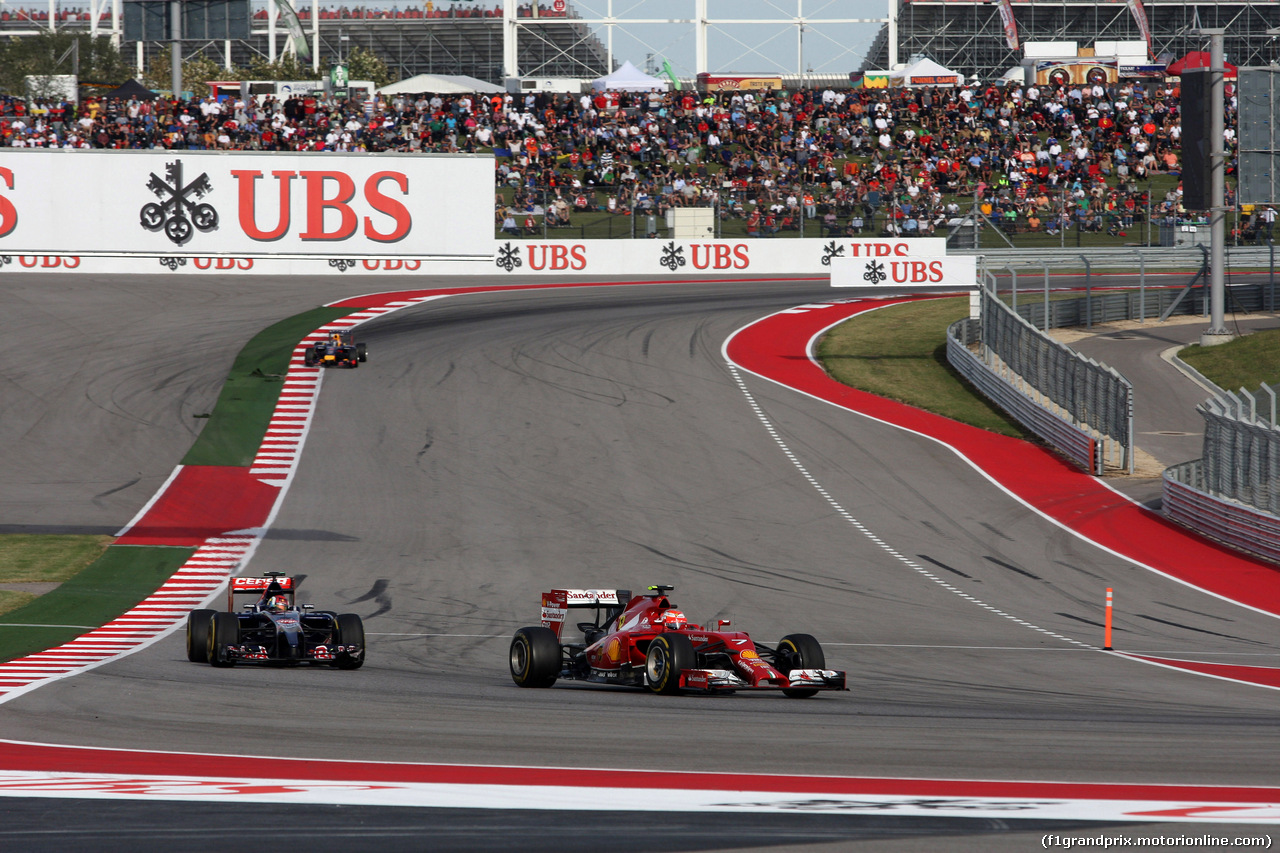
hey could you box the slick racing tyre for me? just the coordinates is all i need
[304,348,317,367]
[334,613,365,670]
[208,612,239,668]
[509,626,560,688]
[777,633,825,698]
[356,342,368,362]
[186,609,216,663]
[645,632,694,695]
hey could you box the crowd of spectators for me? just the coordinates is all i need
[0,76,1259,240]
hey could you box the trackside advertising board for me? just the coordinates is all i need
[0,150,492,259]
[0,236,963,277]
[830,253,977,290]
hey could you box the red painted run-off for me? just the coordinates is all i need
[1124,654,1280,689]
[325,277,820,309]
[114,466,280,547]
[725,297,1280,617]
[0,738,1278,804]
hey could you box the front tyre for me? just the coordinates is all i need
[186,609,215,663]
[207,612,239,668]
[334,613,365,670]
[645,632,694,695]
[777,633,825,698]
[509,626,560,687]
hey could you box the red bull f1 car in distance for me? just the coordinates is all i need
[509,586,846,697]
[303,330,367,368]
[186,573,365,669]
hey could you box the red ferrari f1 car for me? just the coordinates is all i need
[509,585,846,697]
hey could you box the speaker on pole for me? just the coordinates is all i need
[1180,69,1212,211]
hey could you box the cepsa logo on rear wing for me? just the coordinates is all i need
[228,575,295,611]
[540,589,631,638]
[231,576,296,592]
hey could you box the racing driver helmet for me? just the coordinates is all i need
[264,595,289,613]
[659,609,687,631]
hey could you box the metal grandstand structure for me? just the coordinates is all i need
[5,0,1279,87]
[860,0,1280,83]
[0,1,614,83]
[1,0,886,86]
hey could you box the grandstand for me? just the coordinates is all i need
[859,0,1280,82]
[0,4,611,85]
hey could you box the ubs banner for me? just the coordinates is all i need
[829,252,976,290]
[0,150,492,259]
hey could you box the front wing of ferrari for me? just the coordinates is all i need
[679,668,847,691]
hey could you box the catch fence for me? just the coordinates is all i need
[947,285,1133,475]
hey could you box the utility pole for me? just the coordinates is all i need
[169,0,182,97]
[1201,29,1234,346]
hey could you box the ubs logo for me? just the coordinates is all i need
[141,160,220,245]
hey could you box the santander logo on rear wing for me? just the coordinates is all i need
[540,588,631,638]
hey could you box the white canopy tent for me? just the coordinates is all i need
[889,58,961,88]
[378,74,505,95]
[591,61,668,93]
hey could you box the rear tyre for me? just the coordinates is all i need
[356,342,368,362]
[207,612,239,668]
[645,632,695,695]
[777,633,824,698]
[509,626,560,687]
[186,609,215,663]
[334,613,365,670]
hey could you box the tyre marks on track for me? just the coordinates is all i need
[723,297,1280,693]
[0,295,446,702]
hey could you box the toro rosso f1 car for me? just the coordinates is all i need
[186,573,365,669]
[303,330,367,368]
[509,586,846,697]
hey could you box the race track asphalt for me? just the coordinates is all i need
[1,273,1277,851]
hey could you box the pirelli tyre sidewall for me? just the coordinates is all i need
[645,632,695,695]
[186,609,216,663]
[208,611,239,668]
[778,633,825,698]
[510,626,560,687]
[334,613,365,670]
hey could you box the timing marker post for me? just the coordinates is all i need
[1104,588,1114,651]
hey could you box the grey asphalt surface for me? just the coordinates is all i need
[1,273,1277,851]
[1060,311,1280,467]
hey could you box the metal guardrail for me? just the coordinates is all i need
[947,319,1098,473]
[1197,385,1280,517]
[974,286,1133,474]
[1164,460,1280,564]
[958,245,1278,270]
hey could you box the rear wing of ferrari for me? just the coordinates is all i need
[227,574,295,611]
[540,588,631,639]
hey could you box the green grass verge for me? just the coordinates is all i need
[1179,327,1280,393]
[0,533,114,618]
[0,590,35,615]
[0,534,113,584]
[182,306,350,467]
[0,545,195,662]
[815,297,1032,439]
